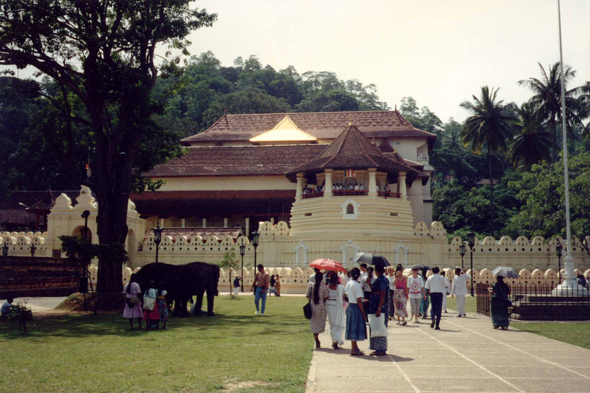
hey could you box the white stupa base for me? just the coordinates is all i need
[551,279,589,296]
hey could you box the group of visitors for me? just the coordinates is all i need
[122,274,168,330]
[305,264,478,356]
[332,183,364,192]
[303,185,323,194]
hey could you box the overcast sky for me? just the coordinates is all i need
[190,0,590,123]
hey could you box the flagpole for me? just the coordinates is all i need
[554,0,587,295]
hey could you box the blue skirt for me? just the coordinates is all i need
[345,304,367,341]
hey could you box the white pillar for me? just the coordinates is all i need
[324,169,333,198]
[399,171,407,200]
[296,172,304,202]
[368,168,377,197]
[245,217,250,236]
[270,217,275,224]
[181,218,186,228]
[159,218,165,227]
[202,218,207,228]
[223,217,229,228]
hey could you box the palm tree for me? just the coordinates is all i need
[508,103,552,170]
[518,62,584,161]
[461,86,517,234]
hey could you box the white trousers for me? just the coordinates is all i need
[234,287,240,296]
[456,295,466,316]
[442,293,448,311]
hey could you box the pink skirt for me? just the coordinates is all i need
[123,303,143,319]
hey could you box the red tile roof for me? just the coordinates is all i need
[181,110,436,145]
[144,145,327,177]
[286,123,420,181]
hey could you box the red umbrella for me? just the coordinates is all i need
[309,259,347,273]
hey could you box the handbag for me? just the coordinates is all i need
[143,289,156,311]
[303,300,313,319]
[129,297,140,305]
[368,314,388,337]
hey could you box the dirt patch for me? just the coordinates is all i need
[56,292,124,312]
[223,381,271,391]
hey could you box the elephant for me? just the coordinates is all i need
[135,262,220,317]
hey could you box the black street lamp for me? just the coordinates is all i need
[80,210,91,294]
[239,240,246,292]
[459,243,466,271]
[153,222,163,263]
[556,240,563,283]
[467,232,476,297]
[30,243,36,257]
[3,243,9,257]
[251,230,259,292]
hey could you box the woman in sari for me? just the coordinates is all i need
[393,270,409,325]
[368,265,389,356]
[491,275,511,330]
[326,271,345,349]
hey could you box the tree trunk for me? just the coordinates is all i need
[85,89,145,293]
[488,152,494,235]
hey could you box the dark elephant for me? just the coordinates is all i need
[135,262,220,317]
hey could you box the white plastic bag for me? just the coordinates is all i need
[368,314,388,337]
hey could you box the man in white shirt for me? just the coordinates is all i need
[407,267,425,323]
[441,271,450,313]
[451,268,470,317]
[425,266,448,330]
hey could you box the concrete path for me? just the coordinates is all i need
[306,310,590,393]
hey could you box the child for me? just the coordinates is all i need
[156,285,168,330]
[1,297,13,318]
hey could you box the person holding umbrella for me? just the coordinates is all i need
[368,264,389,356]
[490,267,516,330]
[307,271,329,348]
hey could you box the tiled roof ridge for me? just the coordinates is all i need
[356,128,379,167]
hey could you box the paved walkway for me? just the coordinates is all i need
[307,309,590,393]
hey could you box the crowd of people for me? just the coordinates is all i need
[304,264,477,356]
[301,182,370,195]
[122,274,169,330]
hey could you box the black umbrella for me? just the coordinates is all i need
[350,252,390,267]
[491,266,519,279]
[408,264,431,271]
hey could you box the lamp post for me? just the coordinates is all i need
[251,230,259,292]
[556,241,563,284]
[459,243,466,271]
[468,232,475,297]
[153,222,163,263]
[2,243,8,257]
[80,210,91,294]
[239,240,246,292]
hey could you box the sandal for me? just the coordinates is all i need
[493,326,499,329]
[350,350,365,356]
[370,351,387,356]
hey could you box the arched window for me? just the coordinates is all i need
[346,204,354,215]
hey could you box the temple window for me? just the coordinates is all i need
[346,204,354,215]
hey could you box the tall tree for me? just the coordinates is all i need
[508,103,552,170]
[0,1,216,293]
[518,62,584,161]
[460,86,517,234]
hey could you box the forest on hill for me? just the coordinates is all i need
[1,52,590,248]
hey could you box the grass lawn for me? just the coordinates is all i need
[446,296,590,350]
[0,295,312,393]
[444,295,477,315]
[510,322,590,351]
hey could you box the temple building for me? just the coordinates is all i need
[132,110,436,238]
